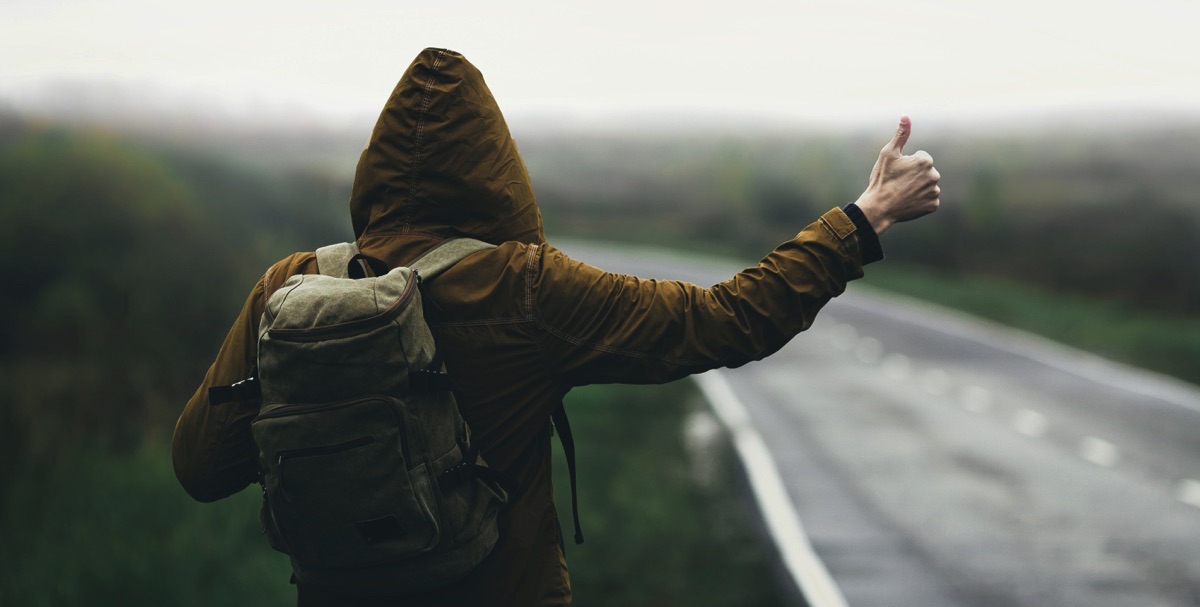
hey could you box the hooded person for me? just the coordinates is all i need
[174,47,933,606]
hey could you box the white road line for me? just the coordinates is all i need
[1177,479,1200,510]
[921,369,952,396]
[830,323,858,352]
[694,370,849,607]
[1013,409,1048,437]
[881,353,912,380]
[855,337,883,364]
[961,385,992,414]
[1079,436,1120,467]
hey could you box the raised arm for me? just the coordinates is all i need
[531,117,939,387]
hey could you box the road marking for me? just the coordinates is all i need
[829,323,858,351]
[1013,409,1048,437]
[961,385,992,414]
[683,410,723,488]
[1177,480,1200,510]
[881,353,911,380]
[921,368,952,396]
[694,370,850,607]
[1079,436,1119,467]
[855,337,883,364]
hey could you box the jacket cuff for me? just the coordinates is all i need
[841,203,885,265]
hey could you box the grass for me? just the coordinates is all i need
[862,262,1200,386]
[552,382,787,607]
[1,382,787,606]
[0,441,294,607]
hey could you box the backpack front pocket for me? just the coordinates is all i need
[252,396,441,569]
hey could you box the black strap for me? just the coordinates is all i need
[409,369,453,392]
[346,253,390,279]
[208,376,261,405]
[438,443,514,496]
[551,404,584,545]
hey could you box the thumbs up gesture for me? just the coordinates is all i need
[854,116,941,235]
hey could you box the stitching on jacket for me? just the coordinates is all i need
[533,319,704,366]
[406,49,447,232]
[818,217,855,259]
[429,316,530,328]
[523,243,539,319]
[820,213,854,240]
[260,269,278,324]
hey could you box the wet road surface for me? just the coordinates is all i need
[559,240,1200,607]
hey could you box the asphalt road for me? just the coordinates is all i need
[556,239,1200,607]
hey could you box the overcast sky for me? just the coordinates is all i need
[4,0,1200,128]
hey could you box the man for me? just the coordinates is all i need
[173,47,939,606]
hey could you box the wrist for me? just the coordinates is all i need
[842,203,885,264]
[852,196,893,235]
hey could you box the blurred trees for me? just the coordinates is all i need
[0,116,350,482]
[3,113,1198,482]
[525,127,1200,316]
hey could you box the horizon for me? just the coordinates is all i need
[5,1,1200,135]
[7,77,1200,141]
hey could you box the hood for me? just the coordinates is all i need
[350,48,544,251]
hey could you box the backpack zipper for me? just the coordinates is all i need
[277,434,376,461]
[255,396,413,474]
[276,435,376,502]
[267,272,418,342]
[255,396,380,420]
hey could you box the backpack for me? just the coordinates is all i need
[213,238,509,596]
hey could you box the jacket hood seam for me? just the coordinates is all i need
[403,48,449,234]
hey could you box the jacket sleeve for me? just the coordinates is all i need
[530,207,870,386]
[172,276,267,502]
[168,275,261,503]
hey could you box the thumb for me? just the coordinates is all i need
[882,115,911,157]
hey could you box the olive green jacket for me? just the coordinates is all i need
[173,48,874,606]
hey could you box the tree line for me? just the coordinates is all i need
[3,113,1197,485]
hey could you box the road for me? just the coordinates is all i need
[557,239,1200,607]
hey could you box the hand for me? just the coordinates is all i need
[853,116,940,235]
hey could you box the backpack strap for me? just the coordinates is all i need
[316,242,360,278]
[552,404,585,545]
[409,238,495,281]
[317,242,389,279]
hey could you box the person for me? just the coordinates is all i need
[172,47,939,606]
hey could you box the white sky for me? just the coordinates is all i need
[3,0,1200,127]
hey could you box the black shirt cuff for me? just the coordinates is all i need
[842,203,885,265]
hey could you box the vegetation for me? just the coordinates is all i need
[0,117,351,479]
[1,443,293,607]
[2,382,780,607]
[2,108,1196,604]
[860,263,1200,385]
[523,127,1200,383]
[0,117,787,605]
[525,127,1200,317]
[552,383,786,607]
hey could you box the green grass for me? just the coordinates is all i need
[1,382,787,606]
[862,263,1200,386]
[0,441,294,607]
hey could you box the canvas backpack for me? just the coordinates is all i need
[212,238,510,596]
